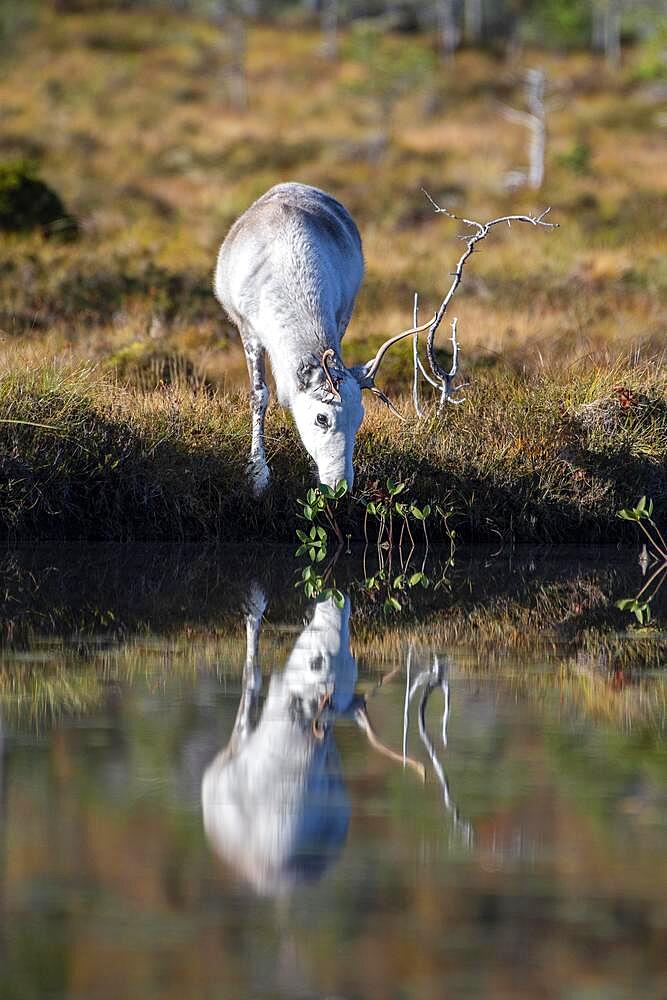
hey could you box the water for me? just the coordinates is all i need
[0,545,665,999]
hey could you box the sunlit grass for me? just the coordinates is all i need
[0,13,665,383]
[0,356,663,541]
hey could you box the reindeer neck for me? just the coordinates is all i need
[262,312,341,405]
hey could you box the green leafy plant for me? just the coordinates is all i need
[616,596,653,626]
[0,159,77,236]
[294,481,349,604]
[363,478,431,552]
[295,563,345,607]
[616,497,666,627]
[617,496,667,562]
[297,480,348,549]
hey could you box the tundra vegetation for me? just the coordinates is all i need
[0,4,664,542]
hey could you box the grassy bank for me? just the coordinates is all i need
[0,359,664,541]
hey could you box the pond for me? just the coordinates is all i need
[0,545,665,999]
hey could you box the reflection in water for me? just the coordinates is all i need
[0,547,666,999]
[404,648,473,846]
[202,587,358,894]
[202,585,456,894]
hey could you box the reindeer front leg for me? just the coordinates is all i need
[223,582,267,760]
[241,334,270,496]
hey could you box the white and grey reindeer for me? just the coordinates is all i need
[215,183,372,494]
[201,585,420,895]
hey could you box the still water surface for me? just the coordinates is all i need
[0,546,665,999]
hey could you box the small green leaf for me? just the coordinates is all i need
[303,505,314,521]
[384,596,402,613]
[408,572,423,586]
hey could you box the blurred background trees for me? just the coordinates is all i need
[3,0,659,59]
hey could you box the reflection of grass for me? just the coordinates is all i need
[0,662,104,721]
[0,545,664,728]
[0,360,664,541]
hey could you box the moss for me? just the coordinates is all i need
[0,160,77,236]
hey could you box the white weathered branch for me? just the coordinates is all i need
[407,189,557,414]
[358,189,557,418]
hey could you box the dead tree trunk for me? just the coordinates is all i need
[604,0,622,70]
[321,0,338,60]
[212,1,248,110]
[464,0,483,45]
[501,67,546,191]
[525,68,546,189]
[435,0,459,63]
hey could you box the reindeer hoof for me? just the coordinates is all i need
[247,459,270,497]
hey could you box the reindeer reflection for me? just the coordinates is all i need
[202,586,468,894]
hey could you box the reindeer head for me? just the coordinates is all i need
[292,349,364,490]
[292,331,427,490]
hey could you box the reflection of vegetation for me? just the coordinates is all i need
[616,497,667,625]
[294,478,446,613]
[0,544,664,727]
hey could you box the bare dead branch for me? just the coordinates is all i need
[357,189,557,418]
[407,190,557,413]
[355,700,425,780]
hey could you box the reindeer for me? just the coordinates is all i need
[215,182,556,494]
[215,183,423,494]
[201,584,423,895]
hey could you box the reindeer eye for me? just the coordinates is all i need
[316,413,329,428]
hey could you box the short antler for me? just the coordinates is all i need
[321,348,342,401]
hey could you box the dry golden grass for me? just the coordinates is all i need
[0,357,664,540]
[0,10,665,385]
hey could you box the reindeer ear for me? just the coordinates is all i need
[296,355,321,392]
